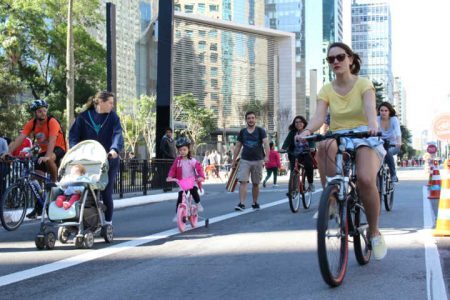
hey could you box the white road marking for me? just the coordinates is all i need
[422,186,448,300]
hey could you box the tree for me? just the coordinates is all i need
[173,93,216,154]
[372,80,384,108]
[117,95,156,157]
[0,0,106,123]
[399,124,416,159]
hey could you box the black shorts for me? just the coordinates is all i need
[35,146,66,172]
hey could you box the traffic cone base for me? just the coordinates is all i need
[433,159,450,236]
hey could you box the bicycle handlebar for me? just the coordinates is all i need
[304,131,382,142]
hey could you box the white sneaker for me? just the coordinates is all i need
[371,234,387,260]
[273,184,279,187]
[197,203,204,212]
[172,214,177,222]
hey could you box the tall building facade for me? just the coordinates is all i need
[173,1,295,145]
[265,0,323,118]
[322,0,344,83]
[351,0,393,101]
[88,0,158,101]
[393,76,407,125]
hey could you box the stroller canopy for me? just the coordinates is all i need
[58,140,109,190]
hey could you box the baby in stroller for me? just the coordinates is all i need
[55,164,90,210]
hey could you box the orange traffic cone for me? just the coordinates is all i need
[433,159,450,236]
[428,165,441,199]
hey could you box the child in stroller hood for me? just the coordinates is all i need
[55,164,91,210]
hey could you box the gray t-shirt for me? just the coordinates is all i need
[238,127,266,161]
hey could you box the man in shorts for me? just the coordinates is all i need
[231,111,270,211]
[2,99,66,218]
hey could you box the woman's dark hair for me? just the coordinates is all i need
[377,101,397,117]
[328,42,361,75]
[269,141,274,149]
[84,91,115,111]
[288,115,308,131]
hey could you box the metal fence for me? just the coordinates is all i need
[0,159,175,199]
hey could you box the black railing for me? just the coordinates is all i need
[1,159,175,199]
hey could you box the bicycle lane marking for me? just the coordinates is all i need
[0,193,323,288]
[422,186,448,300]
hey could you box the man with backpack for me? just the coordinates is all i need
[2,99,67,218]
[231,111,270,211]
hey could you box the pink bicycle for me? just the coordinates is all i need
[174,177,209,232]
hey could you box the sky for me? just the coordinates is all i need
[388,0,450,142]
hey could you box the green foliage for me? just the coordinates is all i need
[117,95,156,157]
[372,80,384,108]
[173,93,216,154]
[0,0,105,124]
[399,124,416,159]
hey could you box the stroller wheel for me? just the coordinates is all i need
[101,224,114,243]
[75,236,84,249]
[44,231,56,250]
[58,227,70,244]
[35,235,45,250]
[83,231,94,249]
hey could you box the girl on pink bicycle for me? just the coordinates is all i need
[166,137,205,221]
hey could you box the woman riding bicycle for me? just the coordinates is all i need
[377,101,401,182]
[282,115,315,192]
[299,42,387,260]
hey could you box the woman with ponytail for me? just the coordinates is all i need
[69,91,124,225]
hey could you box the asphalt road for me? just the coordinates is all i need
[0,169,448,299]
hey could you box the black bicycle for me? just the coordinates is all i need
[0,147,52,231]
[378,140,395,211]
[305,131,381,287]
[281,150,314,213]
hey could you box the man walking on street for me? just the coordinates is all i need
[231,112,270,211]
[160,127,176,159]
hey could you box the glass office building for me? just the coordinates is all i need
[172,1,294,141]
[351,0,393,101]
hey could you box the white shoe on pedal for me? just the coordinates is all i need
[197,203,204,212]
[371,234,387,260]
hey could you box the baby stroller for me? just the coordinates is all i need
[35,140,111,249]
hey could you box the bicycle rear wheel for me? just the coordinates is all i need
[177,205,187,232]
[384,169,395,211]
[288,172,301,213]
[317,184,349,287]
[0,183,29,231]
[352,201,371,265]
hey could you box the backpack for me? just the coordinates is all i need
[31,115,66,148]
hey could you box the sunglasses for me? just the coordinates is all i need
[326,53,348,64]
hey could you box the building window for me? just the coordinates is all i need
[198,40,206,51]
[211,79,218,88]
[210,67,218,77]
[198,3,205,13]
[209,30,218,38]
[184,5,194,13]
[209,4,219,12]
[210,43,217,51]
[210,53,218,63]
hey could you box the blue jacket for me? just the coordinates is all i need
[69,108,124,153]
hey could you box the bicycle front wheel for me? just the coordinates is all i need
[301,171,311,209]
[177,205,187,232]
[288,172,301,213]
[384,169,395,211]
[0,183,29,231]
[317,184,349,287]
